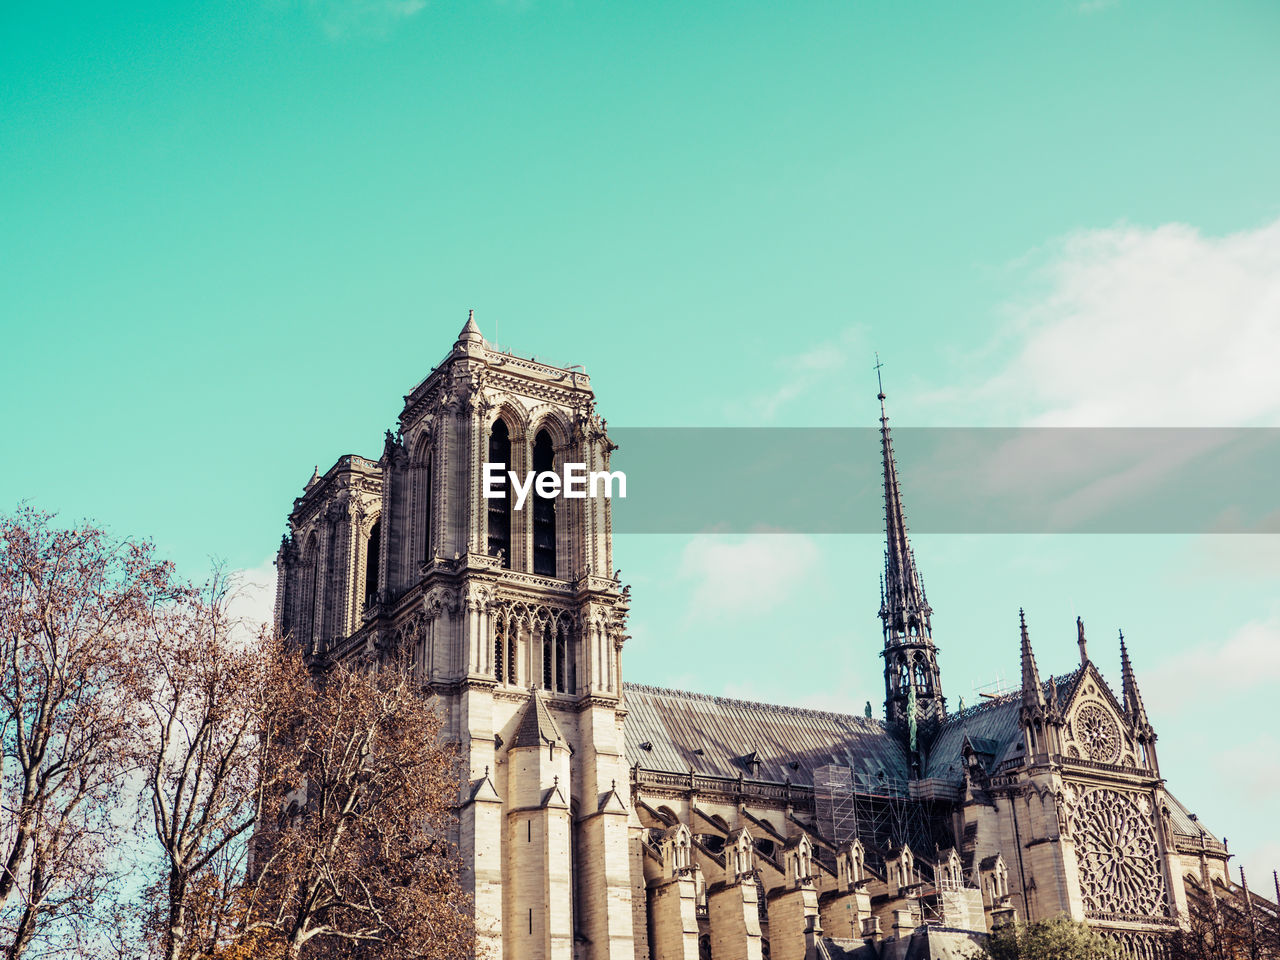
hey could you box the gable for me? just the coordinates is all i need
[1061,663,1140,767]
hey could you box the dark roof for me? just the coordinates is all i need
[509,690,566,750]
[623,683,911,786]
[1166,791,1221,842]
[924,671,1081,781]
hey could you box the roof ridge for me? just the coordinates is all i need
[945,667,1084,725]
[623,682,886,728]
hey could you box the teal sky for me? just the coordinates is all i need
[3,0,1279,890]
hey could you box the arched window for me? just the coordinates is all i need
[364,519,381,608]
[507,622,517,684]
[532,429,556,576]
[487,421,511,567]
[542,621,553,690]
[299,532,319,648]
[420,455,432,564]
[896,656,910,692]
[913,656,930,692]
[494,615,505,683]
[555,620,570,693]
[321,521,338,645]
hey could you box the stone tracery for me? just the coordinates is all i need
[1074,702,1122,763]
[1066,786,1169,918]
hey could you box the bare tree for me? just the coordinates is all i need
[135,572,306,960]
[0,508,173,959]
[242,656,475,960]
[1166,880,1280,960]
[2,508,474,960]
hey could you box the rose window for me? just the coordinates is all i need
[1067,788,1169,917]
[1074,703,1121,763]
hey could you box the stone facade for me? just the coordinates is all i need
[276,316,1247,960]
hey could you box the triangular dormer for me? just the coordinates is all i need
[836,839,866,892]
[783,834,816,889]
[725,829,756,881]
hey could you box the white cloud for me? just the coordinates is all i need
[1234,839,1280,898]
[1178,532,1280,580]
[1201,736,1280,889]
[677,534,820,620]
[969,217,1280,427]
[225,558,278,637]
[1145,615,1280,714]
[746,327,866,422]
[913,218,1280,529]
[304,0,427,39]
[922,427,1230,532]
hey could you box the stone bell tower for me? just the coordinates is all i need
[276,312,635,960]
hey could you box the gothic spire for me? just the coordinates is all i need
[877,378,931,641]
[1020,609,1046,711]
[1119,630,1150,728]
[875,364,944,728]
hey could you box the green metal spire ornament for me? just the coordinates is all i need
[907,678,918,752]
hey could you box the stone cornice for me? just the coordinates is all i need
[574,694,623,713]
[398,347,595,428]
[290,455,384,525]
[631,766,817,812]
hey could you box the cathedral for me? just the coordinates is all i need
[273,315,1251,960]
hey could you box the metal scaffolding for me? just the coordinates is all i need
[814,764,859,848]
[814,763,952,870]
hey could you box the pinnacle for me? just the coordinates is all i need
[1019,610,1046,707]
[1120,629,1150,726]
[458,308,484,344]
